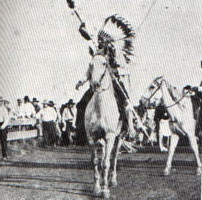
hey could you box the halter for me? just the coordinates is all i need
[142,79,189,109]
[142,79,162,106]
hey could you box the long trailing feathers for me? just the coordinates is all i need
[98,14,136,64]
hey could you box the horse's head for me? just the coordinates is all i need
[140,76,165,108]
[89,54,109,92]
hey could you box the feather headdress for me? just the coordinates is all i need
[97,14,136,64]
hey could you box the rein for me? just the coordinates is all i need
[142,80,190,109]
[165,92,189,109]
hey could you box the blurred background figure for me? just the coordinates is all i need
[12,98,25,119]
[36,100,58,148]
[0,96,10,161]
[32,97,41,113]
[154,99,170,152]
[49,100,62,145]
[4,100,11,115]
[23,96,36,118]
[61,99,77,146]
[195,82,202,149]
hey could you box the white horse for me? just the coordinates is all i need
[141,76,202,176]
[85,54,122,198]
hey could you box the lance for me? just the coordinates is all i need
[66,0,83,23]
[66,0,97,48]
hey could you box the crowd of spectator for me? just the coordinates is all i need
[0,95,78,154]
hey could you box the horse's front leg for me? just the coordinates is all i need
[111,136,122,187]
[159,132,168,152]
[164,133,179,176]
[100,139,106,171]
[102,133,116,198]
[188,133,202,175]
[91,146,101,196]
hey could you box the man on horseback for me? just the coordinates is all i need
[75,15,145,142]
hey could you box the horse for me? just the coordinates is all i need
[84,54,122,198]
[141,76,202,176]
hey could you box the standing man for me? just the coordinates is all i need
[48,100,62,144]
[32,97,41,113]
[154,100,170,152]
[12,98,25,119]
[23,96,36,118]
[62,99,77,145]
[0,96,10,160]
[196,82,202,138]
[36,100,57,148]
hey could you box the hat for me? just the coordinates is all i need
[33,97,39,103]
[67,99,75,105]
[191,87,198,92]
[183,85,192,90]
[24,96,30,102]
[17,98,22,102]
[42,99,49,105]
[48,100,55,107]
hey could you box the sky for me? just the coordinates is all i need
[0,0,202,107]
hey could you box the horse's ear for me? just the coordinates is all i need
[154,75,163,81]
[89,46,94,56]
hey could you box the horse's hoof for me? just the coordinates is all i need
[110,180,118,187]
[93,186,102,196]
[102,189,110,199]
[160,147,168,153]
[196,167,202,176]
[164,167,171,176]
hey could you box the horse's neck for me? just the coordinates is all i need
[92,70,117,118]
[161,83,175,107]
[94,70,114,99]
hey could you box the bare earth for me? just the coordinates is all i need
[0,142,200,200]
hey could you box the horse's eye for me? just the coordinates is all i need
[103,62,106,65]
[149,85,155,90]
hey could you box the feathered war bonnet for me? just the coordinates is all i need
[97,14,136,64]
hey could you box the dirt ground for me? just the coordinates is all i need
[0,141,201,200]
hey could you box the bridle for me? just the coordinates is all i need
[142,79,189,109]
[142,79,163,107]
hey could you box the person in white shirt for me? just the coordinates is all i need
[61,99,77,145]
[36,100,57,147]
[0,96,10,160]
[48,100,62,144]
[12,98,25,119]
[23,96,36,118]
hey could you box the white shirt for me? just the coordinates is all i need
[22,102,36,118]
[0,105,9,129]
[13,104,25,118]
[36,106,57,122]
